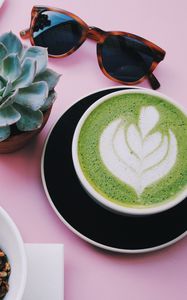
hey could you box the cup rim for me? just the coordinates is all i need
[0,207,27,300]
[72,88,187,215]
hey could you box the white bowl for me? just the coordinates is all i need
[0,0,4,8]
[0,207,27,300]
[72,88,187,216]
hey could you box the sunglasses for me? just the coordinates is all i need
[20,6,166,89]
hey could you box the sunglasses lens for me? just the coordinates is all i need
[100,35,154,82]
[33,11,84,56]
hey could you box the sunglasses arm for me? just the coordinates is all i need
[147,73,160,90]
[20,28,30,40]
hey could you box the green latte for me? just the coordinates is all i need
[78,92,187,208]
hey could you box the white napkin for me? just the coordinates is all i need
[22,244,64,300]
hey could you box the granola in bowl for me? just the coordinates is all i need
[0,249,11,299]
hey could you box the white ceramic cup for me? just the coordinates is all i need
[0,207,27,300]
[72,88,187,215]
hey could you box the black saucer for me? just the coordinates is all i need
[41,87,187,253]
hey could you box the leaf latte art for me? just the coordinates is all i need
[77,92,187,209]
[99,106,178,196]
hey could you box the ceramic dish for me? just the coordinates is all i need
[0,207,27,300]
[41,86,187,253]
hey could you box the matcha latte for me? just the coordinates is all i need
[72,90,187,215]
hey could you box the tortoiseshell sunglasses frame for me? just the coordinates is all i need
[20,6,166,89]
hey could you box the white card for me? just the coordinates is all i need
[22,244,64,300]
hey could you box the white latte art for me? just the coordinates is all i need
[99,106,178,196]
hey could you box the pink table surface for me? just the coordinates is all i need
[0,0,187,299]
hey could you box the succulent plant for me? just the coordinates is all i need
[0,32,60,142]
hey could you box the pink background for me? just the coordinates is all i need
[0,0,187,299]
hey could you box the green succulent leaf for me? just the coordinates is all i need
[41,90,57,111]
[0,87,5,97]
[0,106,21,127]
[15,81,48,111]
[2,54,21,82]
[0,125,10,142]
[2,81,12,98]
[0,75,7,89]
[14,103,43,131]
[0,32,23,57]
[0,90,17,110]
[22,46,48,75]
[13,58,37,89]
[0,43,7,60]
[0,32,60,137]
[34,69,61,91]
